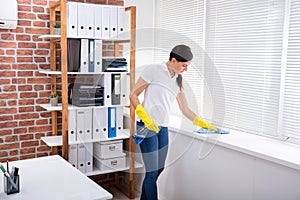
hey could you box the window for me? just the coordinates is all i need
[155,0,300,140]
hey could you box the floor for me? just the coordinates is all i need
[107,187,141,200]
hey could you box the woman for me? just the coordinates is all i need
[130,45,218,200]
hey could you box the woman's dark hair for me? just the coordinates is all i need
[169,45,193,91]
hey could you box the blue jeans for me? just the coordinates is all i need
[137,121,169,200]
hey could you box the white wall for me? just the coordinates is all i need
[124,0,156,68]
[158,131,300,200]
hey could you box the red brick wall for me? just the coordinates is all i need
[0,0,124,162]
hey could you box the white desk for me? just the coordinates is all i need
[0,155,113,200]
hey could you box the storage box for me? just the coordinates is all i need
[93,140,123,159]
[94,155,126,171]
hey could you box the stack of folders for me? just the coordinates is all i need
[68,83,104,107]
[102,57,128,72]
[68,107,124,173]
[67,39,103,73]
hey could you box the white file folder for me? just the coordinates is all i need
[69,144,78,168]
[80,39,89,73]
[117,7,125,38]
[109,6,118,39]
[116,107,123,135]
[84,108,93,141]
[67,2,78,37]
[93,107,108,140]
[120,74,128,106]
[94,5,102,38]
[76,109,85,142]
[77,3,87,38]
[86,4,94,38]
[102,6,110,39]
[103,73,111,106]
[94,40,102,72]
[68,109,77,143]
[85,143,93,173]
[77,144,86,173]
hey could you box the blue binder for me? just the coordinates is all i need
[88,39,94,72]
[108,107,116,138]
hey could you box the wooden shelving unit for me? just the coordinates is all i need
[44,1,137,198]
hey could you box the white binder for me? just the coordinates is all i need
[109,6,118,39]
[86,4,94,38]
[77,3,87,38]
[89,39,95,72]
[76,109,85,142]
[67,2,78,37]
[102,6,110,39]
[103,73,112,106]
[93,107,108,140]
[68,109,77,142]
[117,7,125,38]
[80,39,89,73]
[120,74,128,106]
[68,144,78,168]
[77,144,86,173]
[94,5,102,38]
[94,40,102,72]
[85,143,93,173]
[84,108,93,142]
[116,106,123,135]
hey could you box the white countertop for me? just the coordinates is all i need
[168,115,300,171]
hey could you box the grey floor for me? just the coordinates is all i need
[108,187,140,200]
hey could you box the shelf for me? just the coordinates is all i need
[39,104,130,111]
[41,129,131,147]
[38,34,130,42]
[85,158,143,176]
[38,34,61,39]
[39,69,129,75]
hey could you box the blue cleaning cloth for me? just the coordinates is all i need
[195,128,230,134]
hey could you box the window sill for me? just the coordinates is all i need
[168,116,300,171]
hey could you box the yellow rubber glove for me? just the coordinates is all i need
[193,116,218,132]
[136,104,159,133]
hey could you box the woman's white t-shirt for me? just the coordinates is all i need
[141,62,180,126]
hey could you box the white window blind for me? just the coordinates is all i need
[205,0,285,136]
[154,0,205,115]
[281,0,300,139]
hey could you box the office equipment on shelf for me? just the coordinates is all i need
[76,108,93,142]
[77,3,87,38]
[109,6,118,38]
[117,7,125,37]
[120,74,128,105]
[103,74,112,106]
[94,40,102,72]
[68,109,77,142]
[85,143,93,173]
[88,39,95,72]
[108,107,116,138]
[67,39,81,72]
[66,2,78,37]
[86,4,94,38]
[94,140,124,159]
[93,107,108,140]
[94,154,126,171]
[94,4,102,38]
[77,144,86,173]
[195,128,230,134]
[80,39,89,73]
[68,83,104,107]
[111,74,121,105]
[69,144,78,168]
[101,5,110,39]
[102,57,128,72]
[116,107,123,134]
